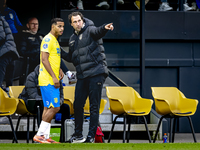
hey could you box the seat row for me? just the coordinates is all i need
[64,86,198,143]
[0,86,198,143]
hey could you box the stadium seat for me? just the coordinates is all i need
[151,87,198,143]
[63,86,107,116]
[106,86,153,143]
[83,98,107,116]
[0,88,18,143]
[9,86,43,143]
[63,86,75,116]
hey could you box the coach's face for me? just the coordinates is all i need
[71,15,83,32]
[27,18,39,34]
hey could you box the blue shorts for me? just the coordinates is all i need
[40,84,60,108]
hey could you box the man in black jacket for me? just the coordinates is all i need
[0,16,19,92]
[19,65,70,143]
[63,11,114,143]
[19,17,42,74]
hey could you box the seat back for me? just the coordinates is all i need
[63,86,75,115]
[106,86,138,115]
[9,86,29,115]
[0,88,8,110]
[83,98,107,116]
[63,86,107,116]
[0,88,18,116]
[9,86,25,98]
[83,98,90,115]
[151,87,181,113]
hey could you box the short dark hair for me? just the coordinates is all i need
[51,18,64,26]
[68,11,84,24]
[27,17,38,24]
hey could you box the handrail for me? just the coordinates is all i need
[108,70,128,87]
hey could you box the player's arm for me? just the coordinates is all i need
[41,51,60,88]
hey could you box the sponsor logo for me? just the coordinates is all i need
[43,44,48,49]
[57,48,60,54]
[45,38,50,42]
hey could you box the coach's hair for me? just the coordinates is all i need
[68,11,84,24]
[51,18,64,26]
[27,17,38,24]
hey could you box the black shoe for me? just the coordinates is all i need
[69,134,85,143]
[84,136,94,143]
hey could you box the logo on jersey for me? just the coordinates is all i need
[57,48,60,55]
[43,44,48,49]
[45,38,50,42]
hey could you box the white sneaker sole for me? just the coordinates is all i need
[71,138,86,143]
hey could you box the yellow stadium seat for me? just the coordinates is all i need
[106,86,153,143]
[9,86,28,114]
[9,86,43,143]
[0,88,18,143]
[83,98,107,116]
[63,86,107,116]
[63,86,75,115]
[151,87,198,143]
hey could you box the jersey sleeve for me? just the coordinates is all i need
[41,37,51,53]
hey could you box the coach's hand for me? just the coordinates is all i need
[105,23,114,31]
[59,69,64,80]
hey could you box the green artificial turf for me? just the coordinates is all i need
[0,143,200,150]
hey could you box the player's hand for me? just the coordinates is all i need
[53,77,60,88]
[59,69,64,80]
[105,23,114,31]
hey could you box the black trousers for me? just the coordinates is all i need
[59,103,70,142]
[0,53,15,89]
[74,74,106,138]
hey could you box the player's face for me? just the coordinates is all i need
[54,21,64,37]
[71,15,84,32]
[27,18,39,33]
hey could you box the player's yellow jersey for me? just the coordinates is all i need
[38,33,61,86]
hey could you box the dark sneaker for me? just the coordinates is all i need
[84,136,94,143]
[69,134,85,143]
[68,73,77,84]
